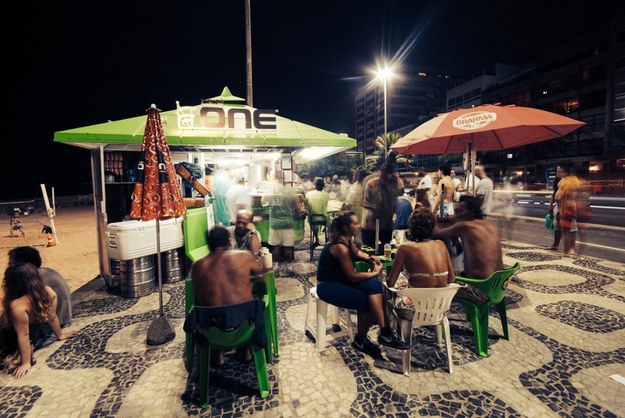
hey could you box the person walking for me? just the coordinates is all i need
[547,171,562,250]
[554,160,581,256]
[474,165,494,215]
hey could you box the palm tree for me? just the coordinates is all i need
[374,132,411,169]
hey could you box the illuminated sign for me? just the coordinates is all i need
[199,106,276,130]
[176,102,277,131]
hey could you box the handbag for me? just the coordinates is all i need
[544,213,554,230]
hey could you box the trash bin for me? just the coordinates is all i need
[120,256,155,298]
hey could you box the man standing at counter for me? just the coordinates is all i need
[305,178,330,247]
[226,176,251,225]
[263,180,305,263]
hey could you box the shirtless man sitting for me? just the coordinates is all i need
[191,225,264,364]
[433,195,504,303]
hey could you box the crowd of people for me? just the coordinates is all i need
[2,159,592,378]
[182,160,519,361]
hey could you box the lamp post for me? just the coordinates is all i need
[376,66,393,162]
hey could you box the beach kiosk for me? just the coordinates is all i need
[54,87,356,291]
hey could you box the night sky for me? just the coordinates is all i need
[3,0,624,199]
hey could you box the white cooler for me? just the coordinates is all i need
[106,217,184,260]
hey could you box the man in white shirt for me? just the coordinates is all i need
[474,165,494,215]
[416,167,432,208]
[226,176,251,225]
[450,169,462,201]
[462,170,481,195]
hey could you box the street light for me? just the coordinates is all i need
[376,65,394,161]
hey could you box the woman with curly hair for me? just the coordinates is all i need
[386,206,456,318]
[0,263,76,378]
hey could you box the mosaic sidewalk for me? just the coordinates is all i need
[1,240,624,417]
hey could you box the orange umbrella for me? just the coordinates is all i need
[130,105,186,220]
[130,104,186,345]
[391,104,585,155]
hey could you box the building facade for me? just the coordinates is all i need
[475,18,625,186]
[354,64,460,156]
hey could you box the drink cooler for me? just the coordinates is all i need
[106,216,184,260]
[106,217,185,298]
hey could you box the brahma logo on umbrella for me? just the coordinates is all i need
[453,111,497,131]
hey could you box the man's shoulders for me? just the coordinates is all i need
[39,267,65,282]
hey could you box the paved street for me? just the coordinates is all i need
[1,239,624,417]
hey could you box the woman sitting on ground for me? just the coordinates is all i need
[0,263,77,378]
[316,211,410,358]
[386,206,456,318]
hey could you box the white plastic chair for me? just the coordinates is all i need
[383,282,461,375]
[304,286,353,352]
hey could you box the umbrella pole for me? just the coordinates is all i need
[147,218,176,346]
[156,218,164,316]
[375,219,380,254]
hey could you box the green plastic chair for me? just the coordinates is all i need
[453,262,521,357]
[186,271,279,369]
[184,278,195,371]
[183,207,209,371]
[190,309,269,407]
[252,271,279,362]
[183,207,209,263]
[308,214,328,261]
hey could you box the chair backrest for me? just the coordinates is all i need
[473,262,521,305]
[309,214,327,226]
[184,299,267,349]
[196,320,257,350]
[394,283,461,327]
[183,207,209,263]
[354,261,371,273]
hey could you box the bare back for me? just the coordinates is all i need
[387,240,455,288]
[440,219,503,278]
[191,249,263,306]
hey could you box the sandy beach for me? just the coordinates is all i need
[1,205,100,298]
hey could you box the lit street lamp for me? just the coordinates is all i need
[376,66,393,161]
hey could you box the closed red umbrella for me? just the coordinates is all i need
[130,104,186,345]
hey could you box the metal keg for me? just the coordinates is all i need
[105,258,121,289]
[161,248,184,283]
[120,256,155,298]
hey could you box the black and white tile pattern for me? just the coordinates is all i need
[1,240,624,417]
